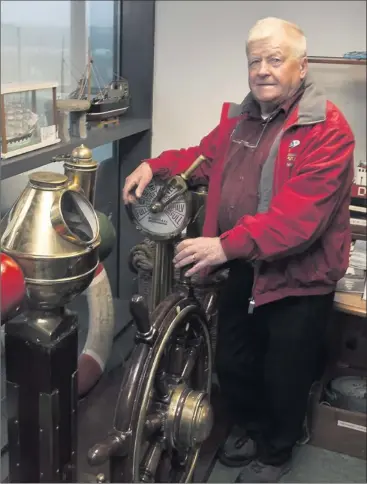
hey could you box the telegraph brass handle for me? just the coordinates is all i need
[181,155,208,181]
[150,155,209,214]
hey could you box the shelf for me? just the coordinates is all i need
[308,56,367,66]
[352,229,367,241]
[351,222,367,241]
[1,117,152,180]
[334,291,366,317]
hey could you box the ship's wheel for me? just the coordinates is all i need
[88,156,217,482]
[88,293,213,483]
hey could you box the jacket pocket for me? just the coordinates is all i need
[286,248,335,288]
[255,259,290,294]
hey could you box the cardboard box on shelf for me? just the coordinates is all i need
[310,365,366,460]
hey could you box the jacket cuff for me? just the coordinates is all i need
[142,158,156,170]
[143,159,172,180]
[220,226,257,261]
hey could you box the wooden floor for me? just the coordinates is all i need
[77,365,229,483]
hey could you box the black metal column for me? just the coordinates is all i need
[5,309,78,483]
[117,0,155,300]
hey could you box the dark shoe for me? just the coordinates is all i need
[235,459,292,483]
[218,425,257,468]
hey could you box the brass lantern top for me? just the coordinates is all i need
[71,144,93,161]
[0,169,100,309]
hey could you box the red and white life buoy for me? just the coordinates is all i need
[0,253,26,323]
[78,262,115,396]
[0,256,115,398]
[0,253,26,353]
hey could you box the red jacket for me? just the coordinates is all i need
[146,80,355,307]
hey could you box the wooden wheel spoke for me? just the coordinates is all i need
[155,450,174,483]
[164,317,197,378]
[180,336,202,381]
[140,438,165,483]
[156,448,191,483]
[166,336,187,378]
[154,370,170,401]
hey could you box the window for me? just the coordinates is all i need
[1,1,72,86]
[88,0,116,90]
[0,0,117,214]
[1,0,116,96]
[86,0,116,160]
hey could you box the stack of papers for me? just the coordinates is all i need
[349,240,367,271]
[336,240,366,294]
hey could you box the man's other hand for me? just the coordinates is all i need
[173,237,228,277]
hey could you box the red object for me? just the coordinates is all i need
[145,83,354,307]
[1,253,26,323]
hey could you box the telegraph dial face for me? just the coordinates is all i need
[128,177,191,241]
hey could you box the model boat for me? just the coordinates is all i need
[85,79,130,121]
[72,63,130,122]
[0,101,39,149]
[57,48,129,121]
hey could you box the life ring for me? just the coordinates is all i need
[78,262,115,397]
[0,256,115,398]
[0,252,25,357]
[0,252,26,324]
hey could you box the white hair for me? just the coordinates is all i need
[247,17,307,59]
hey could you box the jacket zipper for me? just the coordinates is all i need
[286,161,294,178]
[248,117,326,312]
[248,261,259,313]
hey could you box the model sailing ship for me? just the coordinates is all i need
[1,82,60,159]
[1,99,39,149]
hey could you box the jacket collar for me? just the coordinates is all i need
[237,73,327,126]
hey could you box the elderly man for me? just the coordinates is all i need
[123,17,354,483]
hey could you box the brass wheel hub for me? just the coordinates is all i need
[166,383,213,450]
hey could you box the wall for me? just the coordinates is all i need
[152,0,366,168]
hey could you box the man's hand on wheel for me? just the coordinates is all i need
[173,237,228,277]
[122,162,153,205]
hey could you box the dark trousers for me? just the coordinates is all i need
[215,261,334,465]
